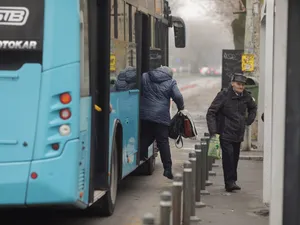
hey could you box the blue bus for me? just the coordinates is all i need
[0,0,185,216]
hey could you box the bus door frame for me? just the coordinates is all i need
[135,11,151,165]
[87,0,111,202]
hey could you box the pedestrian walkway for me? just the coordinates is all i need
[155,146,269,225]
[194,159,268,225]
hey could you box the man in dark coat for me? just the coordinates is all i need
[140,66,184,180]
[206,74,257,192]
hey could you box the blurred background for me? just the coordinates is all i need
[168,0,245,76]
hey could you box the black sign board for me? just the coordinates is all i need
[149,49,162,70]
[222,49,243,88]
[0,0,44,51]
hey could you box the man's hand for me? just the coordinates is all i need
[211,134,219,139]
[109,104,112,113]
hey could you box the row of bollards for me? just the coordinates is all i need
[142,132,220,225]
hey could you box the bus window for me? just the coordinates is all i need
[151,17,155,48]
[155,19,161,49]
[110,2,138,92]
[80,0,90,97]
[127,6,137,68]
[118,0,125,41]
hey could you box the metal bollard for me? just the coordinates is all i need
[189,152,201,222]
[160,191,172,225]
[182,161,192,225]
[195,144,206,208]
[143,213,155,225]
[212,157,219,168]
[200,139,210,195]
[172,173,183,225]
[208,158,216,176]
[203,136,213,186]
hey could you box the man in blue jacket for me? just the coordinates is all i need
[140,66,184,180]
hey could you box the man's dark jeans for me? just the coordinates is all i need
[140,120,172,170]
[219,139,241,185]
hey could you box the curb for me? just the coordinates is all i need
[179,83,197,92]
[239,155,263,161]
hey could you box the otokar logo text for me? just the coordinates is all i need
[0,40,37,50]
[0,7,29,26]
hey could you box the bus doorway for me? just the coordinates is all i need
[88,0,111,197]
[134,12,157,176]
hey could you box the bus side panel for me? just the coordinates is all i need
[32,0,80,161]
[0,162,30,205]
[110,91,139,178]
[32,64,81,160]
[26,139,80,204]
[0,65,42,163]
[43,0,80,71]
[79,97,92,204]
[26,63,81,205]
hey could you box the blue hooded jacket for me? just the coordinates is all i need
[140,67,184,126]
[111,67,137,92]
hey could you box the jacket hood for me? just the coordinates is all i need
[115,67,137,91]
[148,67,173,83]
[117,67,136,83]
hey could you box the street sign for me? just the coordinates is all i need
[222,49,243,88]
[242,53,254,72]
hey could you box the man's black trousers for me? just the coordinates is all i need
[219,138,241,185]
[140,120,172,170]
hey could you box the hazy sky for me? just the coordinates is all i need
[169,0,238,68]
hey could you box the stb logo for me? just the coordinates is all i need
[0,7,29,26]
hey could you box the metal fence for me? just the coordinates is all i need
[142,132,220,225]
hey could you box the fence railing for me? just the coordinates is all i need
[142,132,219,225]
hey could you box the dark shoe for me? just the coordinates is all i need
[163,169,174,180]
[140,154,149,161]
[233,182,241,190]
[225,182,236,192]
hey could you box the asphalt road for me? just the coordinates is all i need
[1,76,221,225]
[174,72,220,87]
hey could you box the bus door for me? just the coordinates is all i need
[135,11,151,165]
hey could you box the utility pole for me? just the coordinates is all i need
[242,0,261,151]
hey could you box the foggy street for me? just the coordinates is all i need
[1,74,267,225]
[0,0,273,222]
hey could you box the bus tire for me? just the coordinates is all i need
[137,155,156,176]
[145,155,156,175]
[99,136,119,216]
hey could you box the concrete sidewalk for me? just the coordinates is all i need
[196,159,268,225]
[168,143,269,225]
